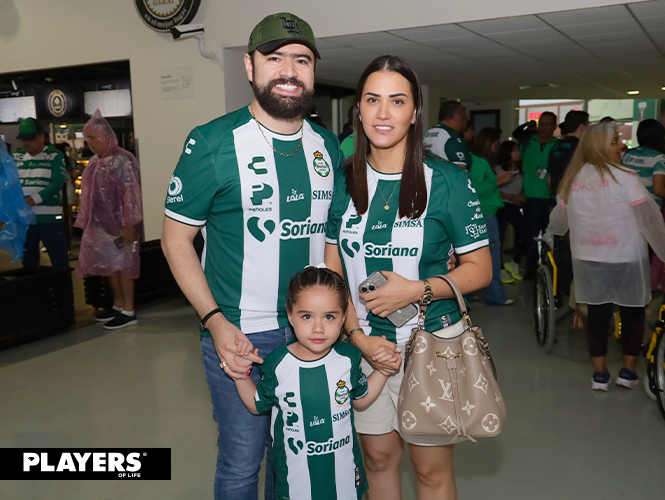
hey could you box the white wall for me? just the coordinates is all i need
[0,0,641,239]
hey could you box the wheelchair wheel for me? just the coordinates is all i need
[655,332,665,420]
[534,266,555,352]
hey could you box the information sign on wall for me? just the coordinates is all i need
[134,0,201,32]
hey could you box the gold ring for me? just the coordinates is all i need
[220,360,228,370]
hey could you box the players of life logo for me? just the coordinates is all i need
[312,151,330,179]
[334,380,350,406]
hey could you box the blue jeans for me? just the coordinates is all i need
[201,326,293,500]
[23,222,69,268]
[484,214,509,305]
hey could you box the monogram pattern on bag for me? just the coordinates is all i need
[473,373,489,394]
[402,411,417,430]
[438,416,457,434]
[482,413,500,433]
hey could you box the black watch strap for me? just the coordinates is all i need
[200,308,222,330]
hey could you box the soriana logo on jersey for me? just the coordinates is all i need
[134,0,200,32]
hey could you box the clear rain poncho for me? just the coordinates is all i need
[75,110,143,279]
[549,163,665,306]
[0,138,35,262]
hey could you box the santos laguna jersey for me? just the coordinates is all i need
[165,107,341,335]
[327,158,489,343]
[255,341,368,500]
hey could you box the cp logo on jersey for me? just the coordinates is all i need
[341,239,360,257]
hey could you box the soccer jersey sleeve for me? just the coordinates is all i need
[350,349,368,400]
[254,363,278,414]
[654,156,665,176]
[164,128,219,227]
[443,170,489,254]
[325,170,348,245]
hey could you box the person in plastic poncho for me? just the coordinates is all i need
[75,110,143,330]
[549,122,665,391]
[0,138,35,262]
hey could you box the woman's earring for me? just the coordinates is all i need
[359,115,362,122]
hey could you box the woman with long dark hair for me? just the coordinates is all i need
[470,128,514,305]
[325,55,492,500]
[495,140,527,281]
[551,122,665,390]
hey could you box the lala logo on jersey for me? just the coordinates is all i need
[334,380,350,406]
[312,151,330,179]
[247,217,275,242]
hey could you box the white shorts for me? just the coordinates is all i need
[353,342,406,437]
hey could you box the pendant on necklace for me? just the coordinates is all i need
[384,205,390,210]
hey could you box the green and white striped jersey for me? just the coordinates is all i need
[165,107,342,336]
[622,146,665,207]
[13,145,66,223]
[327,158,489,343]
[255,341,368,500]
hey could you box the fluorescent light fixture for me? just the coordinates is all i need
[662,87,665,91]
[59,124,67,129]
[627,90,640,95]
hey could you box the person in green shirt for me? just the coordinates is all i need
[423,100,472,168]
[13,118,68,268]
[470,128,514,305]
[521,111,558,278]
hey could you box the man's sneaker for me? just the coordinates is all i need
[103,313,138,330]
[500,269,515,284]
[504,261,523,280]
[615,368,639,389]
[591,371,610,391]
[95,308,118,322]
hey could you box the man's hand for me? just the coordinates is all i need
[360,271,422,318]
[208,316,263,380]
[120,226,137,247]
[25,197,35,207]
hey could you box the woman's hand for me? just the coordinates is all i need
[359,271,422,318]
[354,334,401,376]
[120,225,137,247]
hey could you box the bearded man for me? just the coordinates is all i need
[161,12,342,500]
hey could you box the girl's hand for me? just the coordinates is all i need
[359,271,422,318]
[235,338,253,357]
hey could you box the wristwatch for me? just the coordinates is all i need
[420,279,433,306]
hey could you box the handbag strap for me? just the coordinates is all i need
[417,274,471,328]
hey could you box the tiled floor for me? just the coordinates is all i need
[1,282,664,499]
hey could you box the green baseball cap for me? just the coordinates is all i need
[17,118,45,140]
[248,13,320,60]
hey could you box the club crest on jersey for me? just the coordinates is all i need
[334,380,350,406]
[312,151,330,179]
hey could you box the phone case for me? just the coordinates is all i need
[358,271,419,328]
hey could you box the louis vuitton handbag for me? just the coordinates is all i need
[398,275,506,444]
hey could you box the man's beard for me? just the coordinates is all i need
[252,77,314,120]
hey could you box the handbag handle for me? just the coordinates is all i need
[434,274,467,317]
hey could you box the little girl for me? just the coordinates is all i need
[235,266,394,500]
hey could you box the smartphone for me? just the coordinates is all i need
[358,271,419,328]
[114,237,125,249]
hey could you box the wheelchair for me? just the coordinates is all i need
[533,236,575,353]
